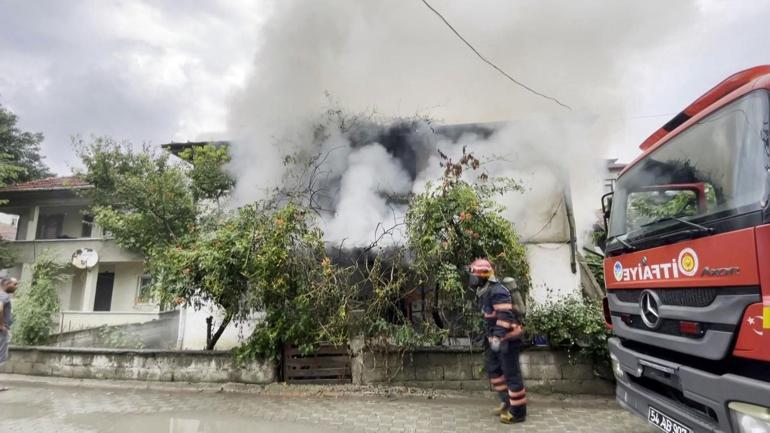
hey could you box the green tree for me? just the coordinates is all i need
[75,137,197,255]
[0,104,52,183]
[11,256,67,345]
[76,138,341,352]
[179,144,234,206]
[405,150,530,337]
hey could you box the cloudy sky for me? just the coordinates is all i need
[1,0,769,175]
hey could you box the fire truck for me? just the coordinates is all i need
[602,66,770,433]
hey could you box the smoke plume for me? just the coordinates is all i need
[227,0,701,245]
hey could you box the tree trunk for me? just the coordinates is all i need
[205,312,233,350]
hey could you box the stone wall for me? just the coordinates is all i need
[0,346,275,384]
[352,346,613,395]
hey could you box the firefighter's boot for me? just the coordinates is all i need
[499,410,526,424]
[492,401,508,416]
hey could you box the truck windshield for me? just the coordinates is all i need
[609,90,770,244]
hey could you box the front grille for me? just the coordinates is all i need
[613,286,758,307]
[619,314,735,337]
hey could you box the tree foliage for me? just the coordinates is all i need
[0,104,52,183]
[525,295,612,367]
[149,202,353,355]
[179,144,234,205]
[405,149,530,337]
[75,137,197,254]
[77,130,532,357]
[11,256,67,345]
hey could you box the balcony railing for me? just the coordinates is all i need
[8,238,142,264]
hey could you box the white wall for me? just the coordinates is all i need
[525,243,581,305]
[179,303,260,350]
[110,262,145,311]
[37,205,87,239]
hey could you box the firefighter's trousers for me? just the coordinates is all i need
[485,339,527,418]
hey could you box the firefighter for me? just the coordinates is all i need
[469,258,527,424]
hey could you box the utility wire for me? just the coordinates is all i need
[420,0,572,111]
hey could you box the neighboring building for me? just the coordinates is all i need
[162,140,229,158]
[604,158,627,194]
[0,175,252,350]
[0,176,156,333]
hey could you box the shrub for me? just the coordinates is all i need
[525,294,612,367]
[11,256,68,345]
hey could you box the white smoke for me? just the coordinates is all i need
[226,0,702,245]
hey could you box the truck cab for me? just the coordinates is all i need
[603,66,770,433]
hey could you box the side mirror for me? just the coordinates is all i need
[601,192,614,232]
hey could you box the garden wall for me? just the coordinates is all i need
[49,311,180,350]
[0,346,275,384]
[352,345,614,395]
[1,345,611,394]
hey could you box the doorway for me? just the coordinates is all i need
[93,272,115,311]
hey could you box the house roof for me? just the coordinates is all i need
[161,141,230,157]
[0,176,91,193]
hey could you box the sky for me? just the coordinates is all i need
[1,0,769,175]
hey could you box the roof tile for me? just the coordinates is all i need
[0,176,90,192]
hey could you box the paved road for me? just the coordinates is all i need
[0,381,656,433]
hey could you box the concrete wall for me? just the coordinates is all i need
[58,311,166,333]
[352,346,613,395]
[179,305,260,351]
[51,311,180,349]
[0,346,276,384]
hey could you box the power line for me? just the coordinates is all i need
[420,0,572,111]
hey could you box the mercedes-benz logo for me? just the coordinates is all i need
[639,290,662,329]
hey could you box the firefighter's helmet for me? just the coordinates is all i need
[468,258,494,278]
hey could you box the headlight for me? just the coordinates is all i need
[729,402,770,433]
[610,353,624,380]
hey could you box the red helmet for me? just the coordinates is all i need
[468,258,494,278]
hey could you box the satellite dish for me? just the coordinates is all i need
[71,248,99,269]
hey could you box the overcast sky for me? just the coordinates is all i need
[1,0,769,175]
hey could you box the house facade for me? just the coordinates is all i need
[0,176,159,333]
[0,176,251,350]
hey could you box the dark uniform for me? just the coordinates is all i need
[480,280,527,421]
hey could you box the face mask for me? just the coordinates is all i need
[469,275,487,289]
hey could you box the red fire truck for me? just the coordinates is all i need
[603,66,770,433]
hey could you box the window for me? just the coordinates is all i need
[609,90,769,240]
[38,214,64,239]
[136,275,154,304]
[81,214,94,238]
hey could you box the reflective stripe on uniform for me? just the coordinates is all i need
[490,375,507,385]
[502,325,523,340]
[496,320,512,329]
[508,388,526,399]
[493,303,513,311]
[509,397,527,407]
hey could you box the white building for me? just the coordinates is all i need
[0,176,247,349]
[0,176,157,331]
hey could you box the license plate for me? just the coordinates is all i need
[648,407,692,433]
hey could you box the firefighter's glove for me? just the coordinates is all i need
[490,337,501,352]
